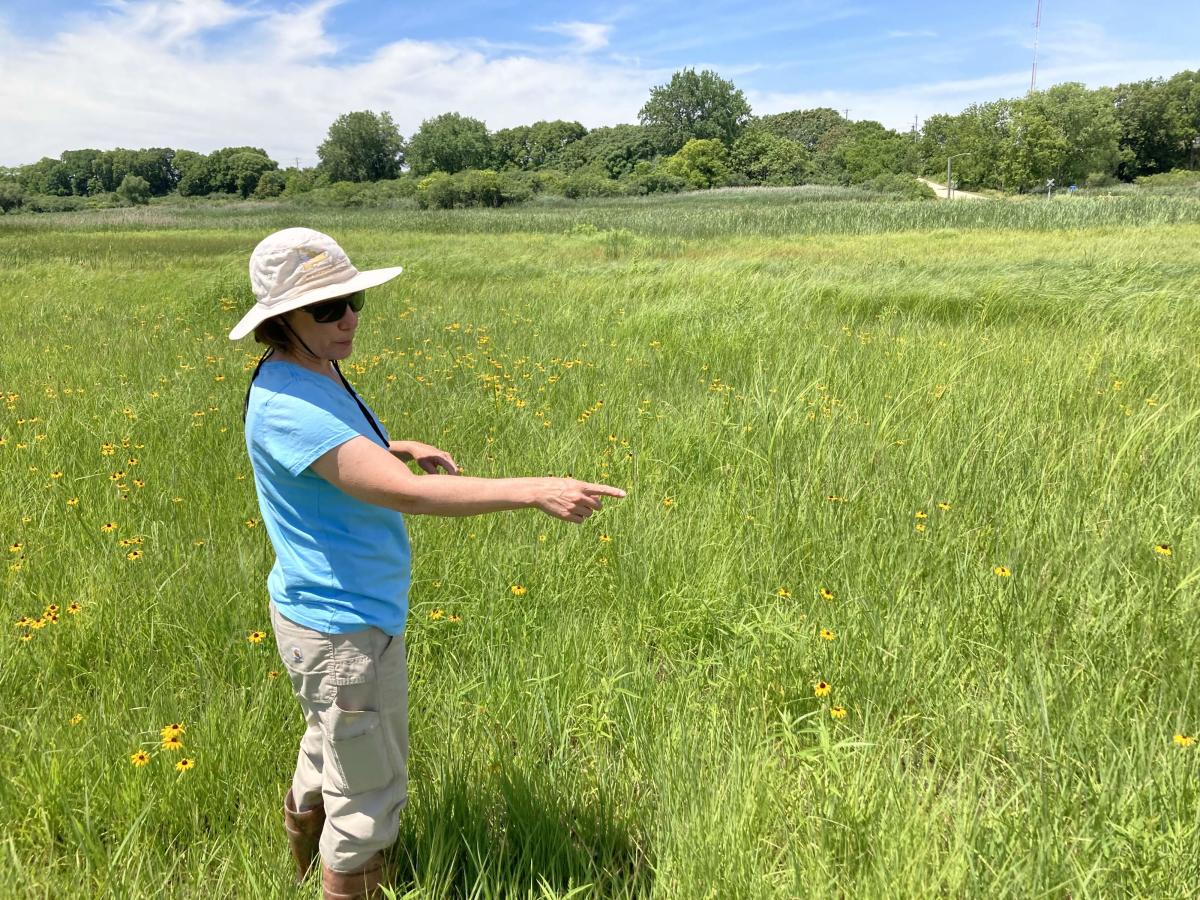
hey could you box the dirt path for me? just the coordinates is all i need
[918,178,988,200]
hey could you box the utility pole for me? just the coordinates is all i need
[842,108,850,119]
[1030,0,1042,93]
[947,152,972,199]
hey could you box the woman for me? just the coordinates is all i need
[230,228,625,899]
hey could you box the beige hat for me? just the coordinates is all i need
[228,227,403,340]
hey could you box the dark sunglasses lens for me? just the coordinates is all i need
[308,291,365,323]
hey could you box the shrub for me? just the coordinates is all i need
[0,182,24,213]
[621,162,687,195]
[662,138,731,189]
[116,174,151,205]
[1134,168,1200,189]
[860,173,936,200]
[23,194,88,213]
[254,170,288,199]
[1084,171,1118,189]
[415,172,459,209]
[562,171,623,199]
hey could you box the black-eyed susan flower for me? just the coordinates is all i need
[813,681,831,697]
[993,566,1011,577]
[830,706,847,720]
[247,631,266,644]
[160,723,184,740]
[244,518,260,528]
[777,587,791,599]
[130,750,151,767]
[267,670,280,680]
[66,498,79,507]
[109,471,125,482]
[7,543,21,553]
[914,523,926,533]
[510,585,527,596]
[448,614,462,624]
[819,628,837,642]
[175,757,195,772]
[1154,544,1173,557]
[126,550,142,561]
[101,522,118,533]
[29,618,46,630]
[599,534,612,543]
[67,602,81,614]
[50,470,63,479]
[1174,733,1196,747]
[44,604,59,615]
[429,608,445,620]
[936,502,952,511]
[662,497,674,507]
[69,714,83,726]
[15,616,31,628]
[161,735,183,752]
[819,588,834,601]
[914,510,928,519]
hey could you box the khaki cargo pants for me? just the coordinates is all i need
[270,602,409,873]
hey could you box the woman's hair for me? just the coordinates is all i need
[252,314,294,354]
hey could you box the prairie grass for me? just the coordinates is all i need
[1,195,1198,898]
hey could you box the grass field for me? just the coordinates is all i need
[2,192,1199,898]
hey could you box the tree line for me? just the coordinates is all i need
[1,67,1196,212]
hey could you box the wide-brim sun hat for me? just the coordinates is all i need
[228,227,403,340]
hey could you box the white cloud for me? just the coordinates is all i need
[538,21,613,53]
[0,2,654,166]
[0,2,1193,167]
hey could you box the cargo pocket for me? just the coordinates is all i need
[324,650,393,796]
[326,701,393,795]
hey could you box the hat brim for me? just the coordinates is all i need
[228,266,403,340]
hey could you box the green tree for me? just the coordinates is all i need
[757,107,849,153]
[175,150,214,196]
[662,138,731,188]
[406,113,492,176]
[0,181,24,213]
[730,129,812,184]
[317,110,405,183]
[1026,83,1122,184]
[553,125,659,177]
[1000,103,1069,191]
[493,120,587,169]
[638,68,752,153]
[831,120,916,183]
[253,169,288,198]
[116,173,151,205]
[1115,71,1200,177]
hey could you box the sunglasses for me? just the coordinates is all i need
[303,290,365,324]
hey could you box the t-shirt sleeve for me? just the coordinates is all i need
[255,383,365,477]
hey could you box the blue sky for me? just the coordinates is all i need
[0,0,1196,166]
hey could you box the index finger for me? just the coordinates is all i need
[584,484,626,499]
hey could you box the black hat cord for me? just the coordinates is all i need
[242,319,388,448]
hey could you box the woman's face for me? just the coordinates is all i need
[284,296,359,361]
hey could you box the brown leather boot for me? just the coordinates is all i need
[283,789,325,884]
[322,853,384,900]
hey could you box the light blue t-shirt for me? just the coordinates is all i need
[244,359,411,635]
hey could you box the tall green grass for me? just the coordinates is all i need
[1,199,1198,897]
